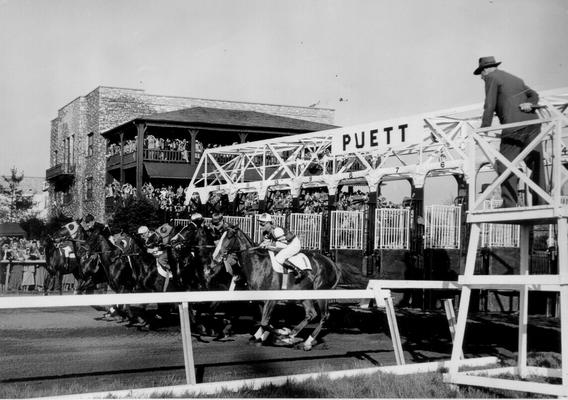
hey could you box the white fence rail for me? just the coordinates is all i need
[0,281,510,399]
[330,211,365,250]
[425,205,461,249]
[374,208,410,250]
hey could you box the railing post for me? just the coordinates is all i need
[178,302,196,385]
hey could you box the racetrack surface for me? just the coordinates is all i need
[0,300,560,396]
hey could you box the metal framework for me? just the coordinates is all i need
[185,88,568,203]
[445,97,568,396]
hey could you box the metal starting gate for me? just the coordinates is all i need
[425,205,461,249]
[480,200,520,248]
[374,208,411,250]
[289,213,322,250]
[330,210,365,250]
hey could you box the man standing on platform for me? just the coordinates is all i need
[475,56,545,208]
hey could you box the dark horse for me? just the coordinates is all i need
[43,222,100,294]
[211,226,346,351]
[170,224,241,337]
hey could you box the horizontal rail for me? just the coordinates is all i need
[0,289,375,309]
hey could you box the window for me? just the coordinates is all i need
[86,177,93,200]
[87,132,94,157]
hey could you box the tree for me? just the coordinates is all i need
[0,167,36,222]
[108,196,162,236]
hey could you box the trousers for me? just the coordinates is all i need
[496,124,545,207]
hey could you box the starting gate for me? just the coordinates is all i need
[480,200,519,248]
[374,208,411,250]
[425,205,461,249]
[330,210,365,250]
[289,213,322,250]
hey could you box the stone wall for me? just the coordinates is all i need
[48,86,336,222]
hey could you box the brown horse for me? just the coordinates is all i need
[211,226,347,350]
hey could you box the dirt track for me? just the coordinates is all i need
[0,300,561,396]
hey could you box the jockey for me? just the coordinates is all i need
[81,214,112,240]
[257,213,308,282]
[137,225,170,272]
[210,213,231,242]
[189,212,204,229]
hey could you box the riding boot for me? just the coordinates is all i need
[282,260,307,283]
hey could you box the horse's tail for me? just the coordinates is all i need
[336,262,369,289]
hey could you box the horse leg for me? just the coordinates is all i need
[280,299,318,347]
[299,299,330,351]
[252,300,276,343]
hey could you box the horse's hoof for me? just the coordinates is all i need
[275,327,292,337]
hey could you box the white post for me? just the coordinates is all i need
[443,298,463,359]
[378,289,405,365]
[178,302,196,385]
[449,223,481,375]
[557,218,568,395]
[518,224,531,378]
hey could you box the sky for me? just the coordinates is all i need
[1,0,567,186]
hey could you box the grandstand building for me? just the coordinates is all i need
[45,86,335,221]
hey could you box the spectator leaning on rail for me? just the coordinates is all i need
[474,56,545,208]
[257,213,308,282]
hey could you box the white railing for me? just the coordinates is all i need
[289,213,322,250]
[330,211,365,250]
[480,200,519,248]
[0,280,509,399]
[173,218,191,227]
[374,208,410,250]
[425,205,461,249]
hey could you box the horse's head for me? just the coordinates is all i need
[211,227,238,264]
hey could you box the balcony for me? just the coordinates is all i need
[45,163,75,190]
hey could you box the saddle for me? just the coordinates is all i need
[267,251,311,274]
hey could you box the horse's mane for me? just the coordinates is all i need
[230,226,256,247]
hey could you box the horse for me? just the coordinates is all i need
[43,223,101,294]
[170,223,241,337]
[89,230,181,327]
[210,226,347,351]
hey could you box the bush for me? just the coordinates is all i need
[108,196,163,236]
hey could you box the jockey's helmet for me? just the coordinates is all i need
[258,213,272,224]
[137,225,149,235]
[190,212,203,221]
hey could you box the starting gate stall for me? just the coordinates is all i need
[424,205,462,249]
[289,213,322,250]
[374,208,411,250]
[329,210,365,250]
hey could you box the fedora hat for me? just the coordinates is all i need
[474,56,501,75]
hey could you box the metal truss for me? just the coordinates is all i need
[186,88,568,203]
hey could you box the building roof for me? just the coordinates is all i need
[0,222,26,237]
[103,106,337,136]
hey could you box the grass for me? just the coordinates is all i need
[0,352,561,399]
